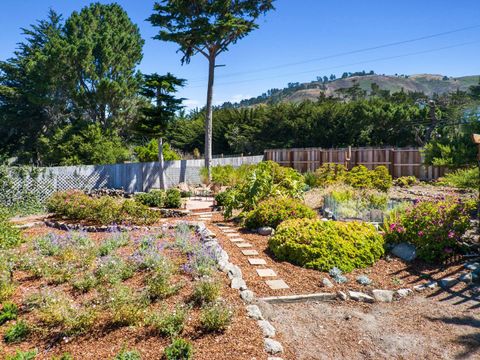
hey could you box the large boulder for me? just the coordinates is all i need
[391,243,417,262]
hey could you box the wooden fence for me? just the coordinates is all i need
[264,147,446,180]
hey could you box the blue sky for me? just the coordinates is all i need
[1,0,479,108]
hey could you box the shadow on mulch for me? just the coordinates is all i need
[426,315,480,359]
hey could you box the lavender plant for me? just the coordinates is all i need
[98,230,130,256]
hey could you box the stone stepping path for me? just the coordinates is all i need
[266,279,290,290]
[236,243,253,248]
[226,233,241,237]
[248,258,267,265]
[257,269,277,277]
[242,249,259,256]
[216,224,289,290]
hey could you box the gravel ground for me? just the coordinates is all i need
[259,295,480,360]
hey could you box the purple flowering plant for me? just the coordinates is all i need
[384,197,474,262]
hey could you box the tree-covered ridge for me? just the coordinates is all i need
[168,86,480,167]
[221,73,480,108]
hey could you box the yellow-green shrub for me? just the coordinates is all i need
[313,164,392,191]
[244,197,317,229]
[314,164,347,187]
[268,218,384,272]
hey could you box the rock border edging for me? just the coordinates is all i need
[195,222,285,359]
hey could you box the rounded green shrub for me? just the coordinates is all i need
[268,218,384,272]
[314,163,347,187]
[370,166,393,192]
[393,176,418,187]
[244,197,317,229]
[165,338,193,360]
[134,190,166,208]
[165,189,182,208]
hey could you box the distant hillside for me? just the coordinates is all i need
[225,74,480,107]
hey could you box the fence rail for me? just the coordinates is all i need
[264,147,446,180]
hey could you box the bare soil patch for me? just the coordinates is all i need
[260,296,480,360]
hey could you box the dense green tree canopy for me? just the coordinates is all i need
[65,3,144,129]
[0,4,144,165]
[134,73,186,137]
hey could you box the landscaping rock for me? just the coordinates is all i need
[246,305,263,320]
[459,272,473,284]
[231,277,247,290]
[264,339,284,355]
[267,358,284,360]
[258,227,274,236]
[322,278,334,288]
[258,320,276,337]
[465,262,479,271]
[439,277,459,288]
[372,289,394,303]
[391,243,417,262]
[218,259,229,272]
[227,264,242,280]
[337,291,348,301]
[348,291,375,303]
[395,288,413,299]
[240,290,254,303]
[413,281,438,292]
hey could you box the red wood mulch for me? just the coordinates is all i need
[1,224,269,360]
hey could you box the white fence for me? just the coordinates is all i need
[6,156,264,201]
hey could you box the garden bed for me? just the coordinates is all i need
[0,223,269,359]
[209,214,475,298]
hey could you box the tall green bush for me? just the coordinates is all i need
[200,164,253,186]
[134,139,181,162]
[222,161,306,218]
[314,164,347,187]
[268,218,384,272]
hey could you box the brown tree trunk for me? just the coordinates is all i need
[204,53,216,181]
[158,137,166,189]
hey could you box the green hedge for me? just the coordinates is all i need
[268,218,384,272]
[47,191,160,225]
[244,197,317,229]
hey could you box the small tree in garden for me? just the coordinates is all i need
[134,73,185,189]
[148,0,275,180]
